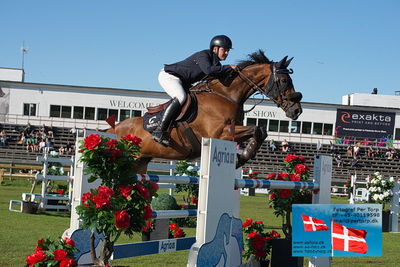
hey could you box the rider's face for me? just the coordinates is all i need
[213,46,230,61]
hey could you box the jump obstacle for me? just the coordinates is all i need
[63,130,332,267]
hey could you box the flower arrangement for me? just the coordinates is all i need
[367,172,395,210]
[267,154,314,239]
[242,218,281,262]
[75,133,158,266]
[25,237,78,267]
[243,169,260,179]
[141,220,155,233]
[169,223,186,238]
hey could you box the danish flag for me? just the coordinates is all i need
[300,214,328,231]
[332,222,368,254]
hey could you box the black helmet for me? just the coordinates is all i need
[210,35,233,50]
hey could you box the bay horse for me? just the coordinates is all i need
[107,50,303,172]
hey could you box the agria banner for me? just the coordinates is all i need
[335,109,395,138]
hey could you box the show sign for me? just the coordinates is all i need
[292,204,382,257]
[335,109,395,139]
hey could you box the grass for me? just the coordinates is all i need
[1,180,399,266]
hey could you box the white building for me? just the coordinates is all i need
[1,67,400,146]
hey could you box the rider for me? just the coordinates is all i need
[152,35,238,146]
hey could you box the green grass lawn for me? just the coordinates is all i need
[1,181,399,266]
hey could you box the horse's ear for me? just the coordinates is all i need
[276,56,288,69]
[284,57,294,68]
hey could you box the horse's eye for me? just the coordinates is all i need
[281,79,287,83]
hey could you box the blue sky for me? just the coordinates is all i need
[1,0,399,104]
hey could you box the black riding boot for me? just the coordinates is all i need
[152,98,181,146]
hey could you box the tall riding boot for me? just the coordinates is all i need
[152,98,181,146]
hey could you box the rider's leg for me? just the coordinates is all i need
[152,69,186,146]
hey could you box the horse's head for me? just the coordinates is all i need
[263,56,303,120]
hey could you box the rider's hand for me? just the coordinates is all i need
[230,65,239,71]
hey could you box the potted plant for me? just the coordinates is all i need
[150,193,180,240]
[75,133,159,266]
[266,154,315,267]
[366,172,395,232]
[25,237,78,266]
[242,218,281,267]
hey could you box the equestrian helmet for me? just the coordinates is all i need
[210,35,232,50]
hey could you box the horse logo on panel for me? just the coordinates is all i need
[196,213,243,267]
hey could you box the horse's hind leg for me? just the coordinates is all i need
[236,126,267,168]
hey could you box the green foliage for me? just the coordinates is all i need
[151,193,179,210]
[174,161,199,205]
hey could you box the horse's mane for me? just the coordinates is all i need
[237,49,272,69]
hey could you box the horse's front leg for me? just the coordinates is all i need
[220,125,268,168]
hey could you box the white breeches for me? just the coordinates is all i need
[158,69,187,104]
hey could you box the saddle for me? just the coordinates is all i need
[143,93,197,133]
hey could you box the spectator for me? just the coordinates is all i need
[346,145,353,157]
[281,139,289,152]
[70,126,77,137]
[17,132,26,145]
[44,138,54,154]
[58,145,65,155]
[269,139,277,151]
[38,138,46,153]
[47,125,54,138]
[367,145,375,158]
[353,144,360,158]
[23,123,33,135]
[329,141,336,155]
[334,155,344,168]
[0,130,8,147]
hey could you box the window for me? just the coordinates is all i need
[313,123,323,135]
[395,128,400,140]
[85,107,95,120]
[302,121,312,134]
[132,110,142,117]
[97,108,108,121]
[290,121,301,133]
[23,103,37,116]
[73,106,84,119]
[246,118,257,126]
[323,123,333,135]
[258,119,268,127]
[109,109,119,121]
[61,106,72,118]
[279,120,289,133]
[50,105,61,117]
[120,109,131,121]
[268,120,279,132]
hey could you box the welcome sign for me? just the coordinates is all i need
[335,109,395,139]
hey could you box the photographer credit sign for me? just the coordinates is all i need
[335,109,395,139]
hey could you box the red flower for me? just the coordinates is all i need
[135,183,150,199]
[60,258,76,267]
[191,197,198,204]
[242,218,253,228]
[271,230,281,238]
[254,250,267,258]
[277,173,289,181]
[83,134,102,150]
[57,189,65,195]
[82,192,93,208]
[278,189,292,199]
[92,193,112,209]
[251,234,266,250]
[118,184,134,198]
[294,164,309,175]
[98,185,114,197]
[124,134,142,146]
[173,227,185,238]
[53,248,68,261]
[109,148,122,162]
[114,210,131,229]
[289,173,301,182]
[63,237,75,247]
[169,223,178,230]
[255,221,263,225]
[284,154,298,163]
[105,139,117,148]
[265,173,276,180]
[26,250,46,265]
[36,238,45,251]
[143,204,153,220]
[269,192,276,200]
[247,232,258,239]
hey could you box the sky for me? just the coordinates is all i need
[1,0,399,105]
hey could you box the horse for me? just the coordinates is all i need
[107,50,303,172]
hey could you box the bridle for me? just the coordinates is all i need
[237,63,294,113]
